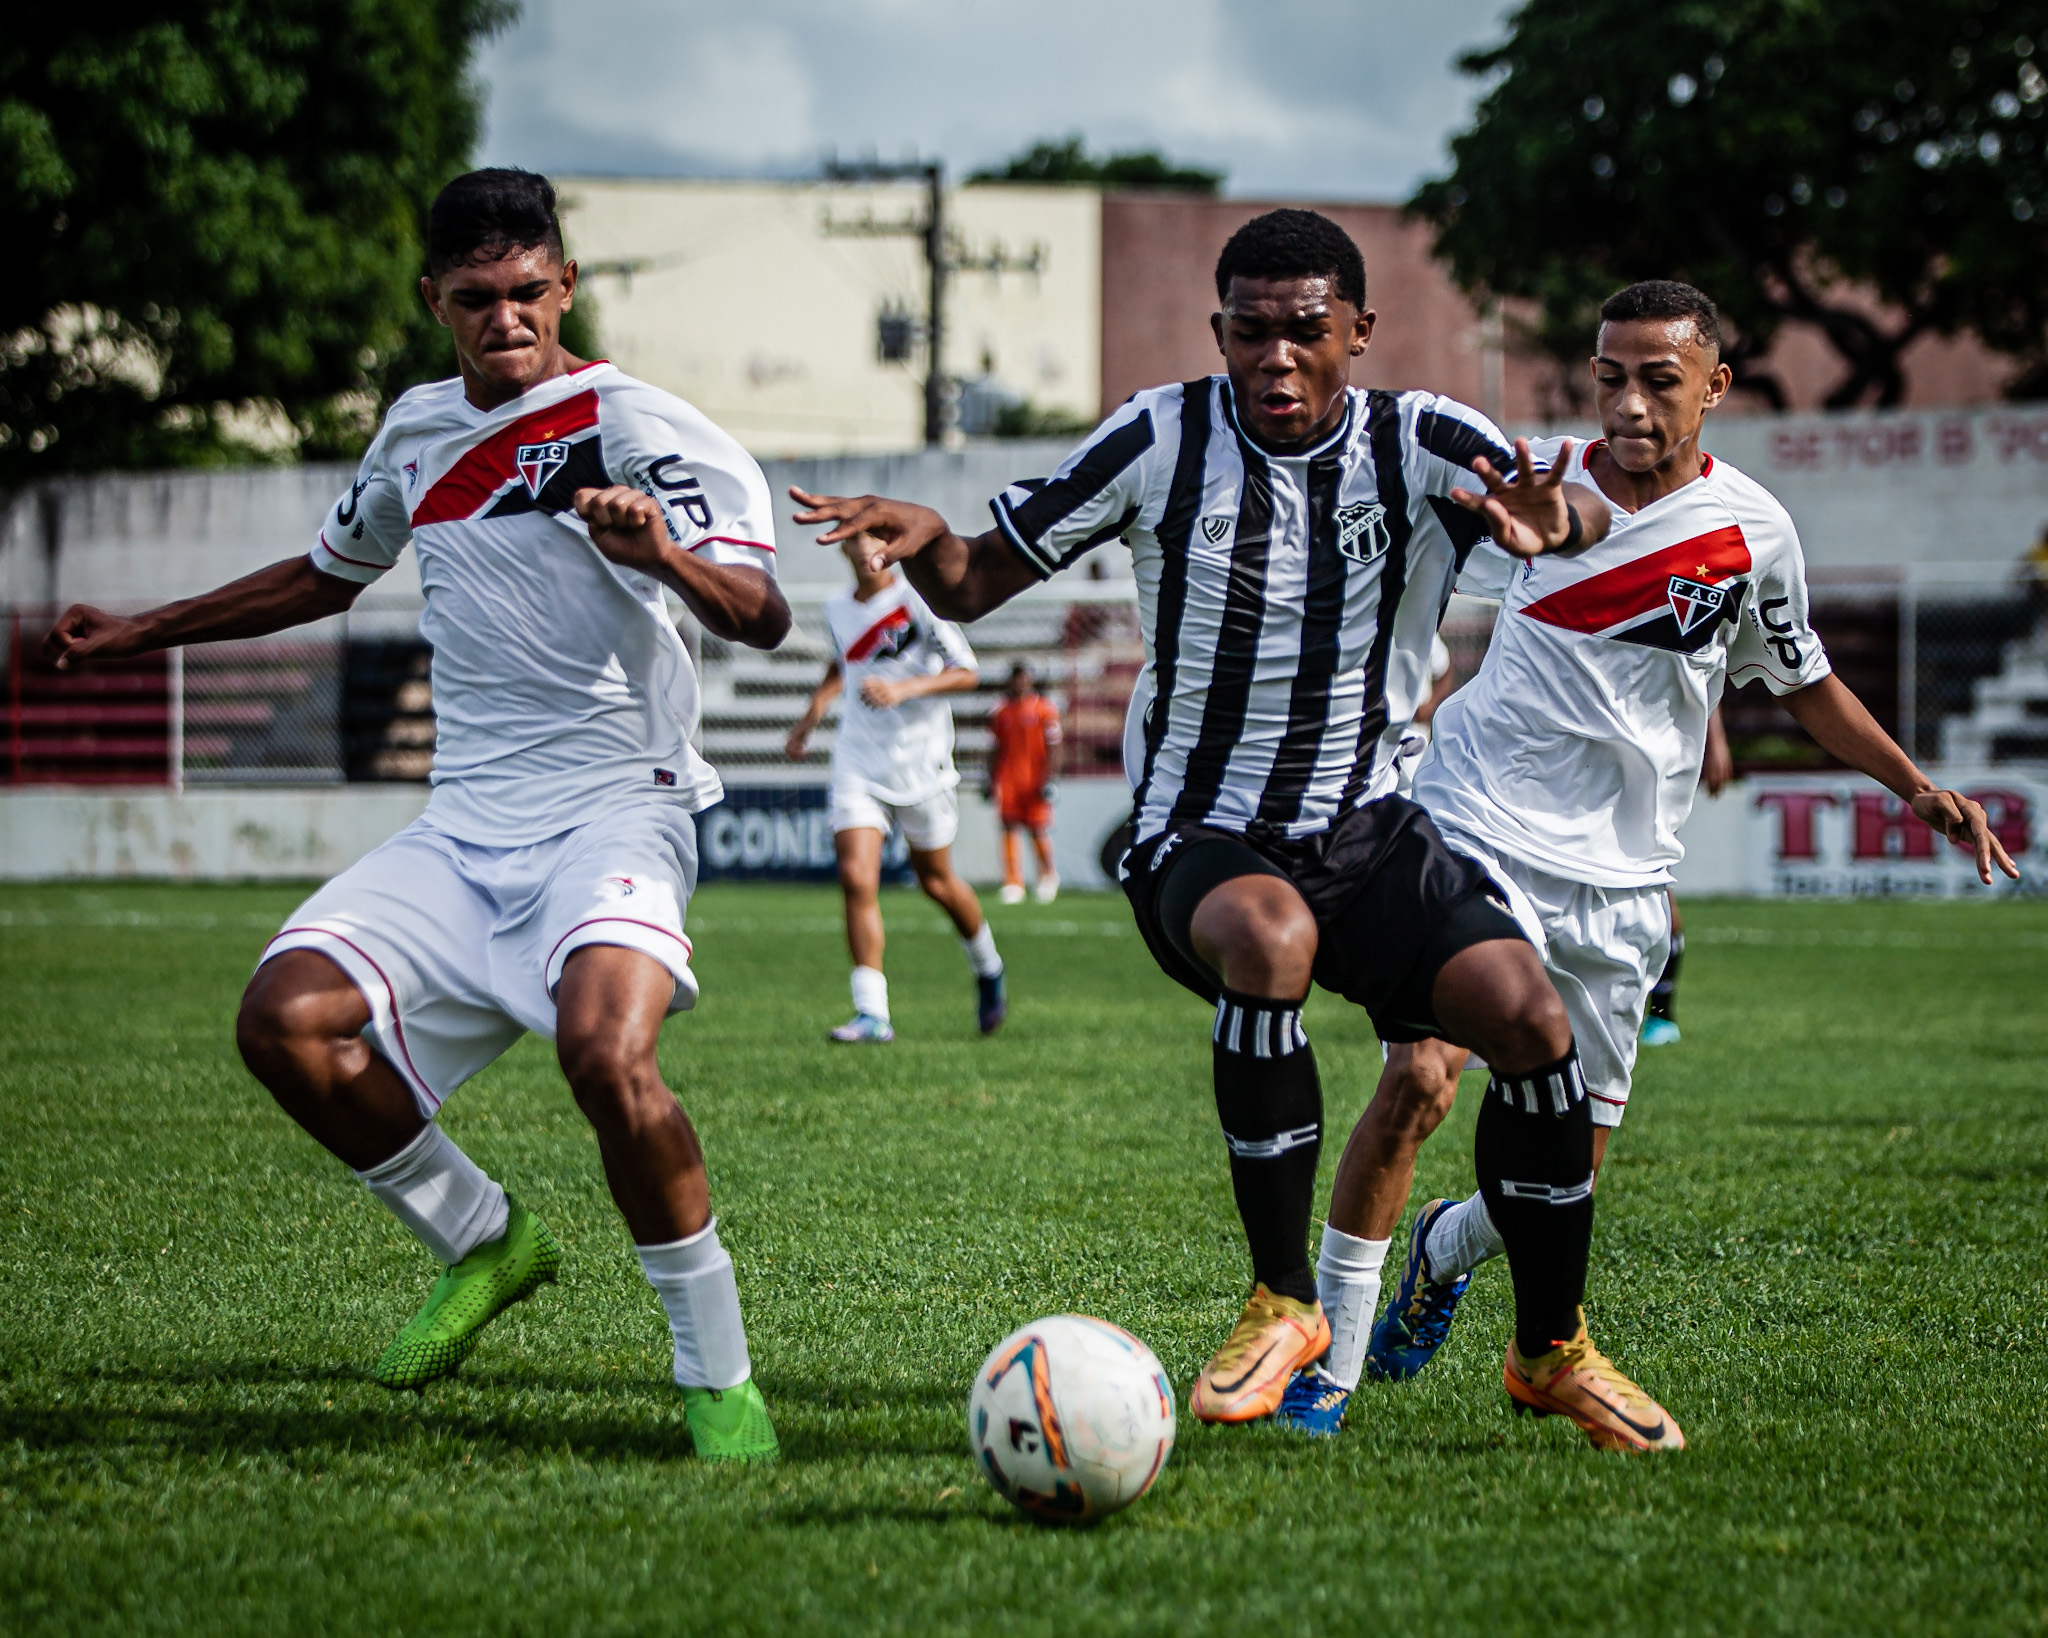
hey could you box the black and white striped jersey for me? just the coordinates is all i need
[990,376,1522,842]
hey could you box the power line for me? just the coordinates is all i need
[819,154,1043,447]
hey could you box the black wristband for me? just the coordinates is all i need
[1559,502,1584,551]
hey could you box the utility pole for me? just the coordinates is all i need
[821,155,1045,448]
[822,156,947,445]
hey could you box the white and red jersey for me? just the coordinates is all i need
[1417,438,1830,887]
[310,362,777,844]
[822,574,977,804]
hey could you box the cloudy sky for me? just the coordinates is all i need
[476,0,1515,201]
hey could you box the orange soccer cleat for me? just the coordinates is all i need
[1503,1310,1685,1452]
[1190,1284,1331,1423]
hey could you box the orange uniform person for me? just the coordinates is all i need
[989,663,1062,903]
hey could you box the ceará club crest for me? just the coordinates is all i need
[1335,501,1390,564]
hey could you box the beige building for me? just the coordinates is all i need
[556,178,1100,456]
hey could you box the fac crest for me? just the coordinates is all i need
[515,441,571,500]
[1666,575,1730,637]
[1335,501,1390,564]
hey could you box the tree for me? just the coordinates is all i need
[969,137,1224,194]
[1412,0,2048,407]
[0,1,513,485]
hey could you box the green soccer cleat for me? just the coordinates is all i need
[683,1378,781,1462]
[370,1198,561,1390]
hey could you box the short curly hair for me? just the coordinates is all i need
[1599,280,1721,355]
[1214,209,1366,308]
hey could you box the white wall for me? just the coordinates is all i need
[1520,403,2048,572]
[0,780,1132,889]
[0,787,429,881]
[557,178,1101,457]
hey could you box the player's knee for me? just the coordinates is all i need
[1192,882,1317,997]
[235,961,346,1066]
[1491,985,1573,1071]
[559,1035,664,1128]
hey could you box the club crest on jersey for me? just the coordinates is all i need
[515,441,571,500]
[1666,575,1730,636]
[1336,502,1390,564]
[1199,515,1233,544]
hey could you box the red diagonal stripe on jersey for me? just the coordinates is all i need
[1519,525,1751,635]
[845,605,912,662]
[411,389,600,526]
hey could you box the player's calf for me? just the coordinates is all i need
[1193,989,1330,1422]
[1473,1047,1597,1364]
[556,946,777,1459]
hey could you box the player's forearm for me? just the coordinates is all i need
[799,672,842,728]
[134,557,360,650]
[899,529,1037,622]
[658,551,791,649]
[1561,483,1612,548]
[896,668,980,701]
[1781,675,1932,800]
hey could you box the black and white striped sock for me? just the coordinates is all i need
[1472,1044,1596,1357]
[1212,992,1310,1060]
[1489,1053,1589,1118]
[1212,988,1321,1305]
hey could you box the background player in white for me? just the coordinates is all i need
[785,541,1006,1041]
[1307,281,2017,1427]
[40,170,796,1462]
[789,212,1706,1455]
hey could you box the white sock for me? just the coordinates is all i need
[1316,1224,1392,1391]
[637,1217,753,1390]
[1424,1191,1505,1282]
[850,964,890,1023]
[353,1123,509,1266]
[962,921,1003,978]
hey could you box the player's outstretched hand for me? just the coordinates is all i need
[1913,788,2021,884]
[1448,438,1580,560]
[791,487,949,574]
[573,485,669,573]
[41,605,146,671]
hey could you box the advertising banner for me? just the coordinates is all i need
[1739,770,2046,896]
[694,785,909,883]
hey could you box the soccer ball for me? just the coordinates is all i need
[966,1314,1176,1522]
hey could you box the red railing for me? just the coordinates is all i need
[4,609,177,786]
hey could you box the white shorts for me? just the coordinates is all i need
[261,801,699,1116]
[828,783,959,851]
[1440,825,1672,1129]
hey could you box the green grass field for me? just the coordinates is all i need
[2,881,2044,1636]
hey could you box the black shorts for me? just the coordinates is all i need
[1118,796,1526,1043]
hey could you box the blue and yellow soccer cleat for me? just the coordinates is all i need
[1364,1198,1472,1383]
[1270,1363,1350,1437]
[1639,1015,1681,1047]
[683,1378,781,1462]
[371,1198,560,1389]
